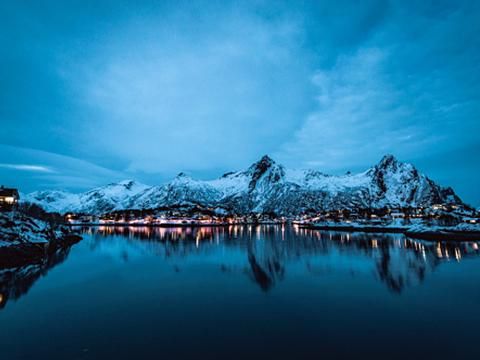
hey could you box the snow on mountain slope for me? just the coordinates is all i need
[366,155,462,208]
[22,190,80,214]
[285,168,371,192]
[79,180,150,213]
[24,180,149,214]
[207,171,250,197]
[23,155,466,215]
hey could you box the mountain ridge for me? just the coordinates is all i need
[23,155,467,215]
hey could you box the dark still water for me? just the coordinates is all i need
[1,225,480,359]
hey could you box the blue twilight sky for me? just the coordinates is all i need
[0,0,479,205]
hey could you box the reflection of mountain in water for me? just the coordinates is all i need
[0,246,73,309]
[2,225,478,308]
[81,225,480,293]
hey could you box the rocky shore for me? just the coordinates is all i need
[0,211,81,268]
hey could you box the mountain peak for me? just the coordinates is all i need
[377,154,400,169]
[172,172,193,183]
[118,179,137,186]
[247,155,275,175]
[112,180,149,191]
[254,154,275,168]
[106,179,137,189]
[245,155,285,191]
[260,154,274,163]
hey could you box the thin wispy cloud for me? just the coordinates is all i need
[0,164,54,173]
[0,144,127,192]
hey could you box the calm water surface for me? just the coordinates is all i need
[1,225,480,359]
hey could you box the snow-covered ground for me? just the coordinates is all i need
[308,219,480,236]
[0,210,78,249]
[311,220,411,230]
[0,211,51,248]
[408,222,480,233]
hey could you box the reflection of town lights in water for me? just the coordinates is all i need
[455,248,462,261]
[65,224,480,296]
[73,225,480,266]
[436,243,443,258]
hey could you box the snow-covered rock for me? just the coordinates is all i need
[0,210,81,270]
[0,211,52,248]
[23,155,467,216]
[0,210,80,271]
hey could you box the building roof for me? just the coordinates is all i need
[0,187,20,198]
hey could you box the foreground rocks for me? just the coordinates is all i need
[0,211,81,268]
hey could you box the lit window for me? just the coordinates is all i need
[4,196,15,204]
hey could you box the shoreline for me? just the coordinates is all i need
[405,230,480,242]
[299,224,406,234]
[65,222,284,227]
[300,223,480,242]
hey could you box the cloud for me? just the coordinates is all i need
[276,47,436,171]
[275,1,480,177]
[0,164,54,173]
[0,144,127,192]
[63,5,313,175]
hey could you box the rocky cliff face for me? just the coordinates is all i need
[23,155,466,215]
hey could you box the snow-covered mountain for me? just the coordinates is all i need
[25,180,149,214]
[23,155,466,215]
